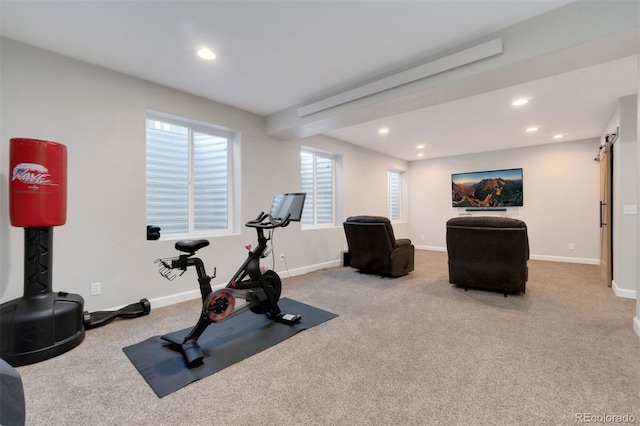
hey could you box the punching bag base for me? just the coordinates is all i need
[0,292,85,367]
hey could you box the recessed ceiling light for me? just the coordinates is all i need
[197,47,216,60]
[554,134,564,139]
[378,127,390,134]
[512,98,529,106]
[526,127,539,133]
[417,153,424,157]
[416,144,425,149]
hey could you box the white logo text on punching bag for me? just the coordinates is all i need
[12,163,58,187]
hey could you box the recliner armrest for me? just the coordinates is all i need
[0,358,25,426]
[396,238,412,247]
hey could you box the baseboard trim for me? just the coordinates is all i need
[276,259,342,278]
[528,254,600,265]
[612,280,637,300]
[146,260,342,310]
[634,316,640,337]
[415,245,446,252]
[415,246,599,265]
[148,289,201,310]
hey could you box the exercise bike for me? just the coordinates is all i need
[156,193,306,368]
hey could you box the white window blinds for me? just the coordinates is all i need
[146,116,230,236]
[388,170,401,221]
[301,149,335,226]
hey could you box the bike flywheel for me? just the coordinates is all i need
[204,289,236,322]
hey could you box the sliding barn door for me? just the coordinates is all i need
[599,142,612,287]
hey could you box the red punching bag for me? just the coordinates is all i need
[10,138,67,228]
[2,137,84,367]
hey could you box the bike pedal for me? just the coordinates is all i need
[278,313,302,325]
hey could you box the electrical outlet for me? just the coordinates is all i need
[90,282,101,296]
[280,254,285,262]
[569,243,575,250]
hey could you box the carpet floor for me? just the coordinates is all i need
[15,250,640,425]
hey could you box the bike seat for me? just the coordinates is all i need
[175,239,210,254]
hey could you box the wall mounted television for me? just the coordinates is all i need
[452,168,523,208]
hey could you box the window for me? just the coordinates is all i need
[388,170,402,221]
[301,149,336,226]
[146,112,233,237]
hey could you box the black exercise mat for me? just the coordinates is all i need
[123,298,337,397]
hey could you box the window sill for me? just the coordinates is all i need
[149,232,241,242]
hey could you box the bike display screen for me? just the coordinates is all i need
[270,193,306,222]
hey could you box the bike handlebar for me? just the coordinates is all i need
[245,211,291,229]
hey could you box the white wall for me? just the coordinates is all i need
[0,38,407,311]
[603,95,638,298]
[1,36,635,328]
[636,54,640,336]
[408,139,601,264]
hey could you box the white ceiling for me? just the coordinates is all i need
[1,1,637,161]
[327,55,638,160]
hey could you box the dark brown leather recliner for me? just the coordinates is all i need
[446,216,529,295]
[343,216,414,277]
[0,357,25,426]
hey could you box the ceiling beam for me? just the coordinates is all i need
[296,38,503,118]
[265,0,639,140]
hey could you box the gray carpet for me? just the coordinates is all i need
[15,250,640,425]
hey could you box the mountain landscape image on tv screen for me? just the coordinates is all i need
[452,168,523,207]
